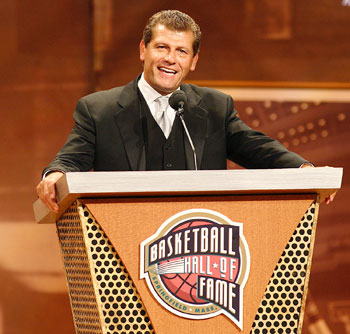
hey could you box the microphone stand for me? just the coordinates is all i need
[176,102,198,171]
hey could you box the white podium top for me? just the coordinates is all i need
[33,167,343,224]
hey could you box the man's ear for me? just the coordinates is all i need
[139,40,146,62]
[190,52,199,72]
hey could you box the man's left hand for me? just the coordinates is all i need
[301,164,336,204]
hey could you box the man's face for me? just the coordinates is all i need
[140,24,199,95]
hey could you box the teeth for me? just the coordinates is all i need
[159,67,176,74]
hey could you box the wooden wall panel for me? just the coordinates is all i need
[0,1,92,333]
[92,0,350,90]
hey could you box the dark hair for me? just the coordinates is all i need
[142,10,201,56]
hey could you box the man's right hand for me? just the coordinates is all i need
[36,171,64,213]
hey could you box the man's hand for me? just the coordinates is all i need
[325,192,336,205]
[300,164,336,204]
[36,172,64,212]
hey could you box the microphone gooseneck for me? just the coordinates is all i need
[169,91,197,170]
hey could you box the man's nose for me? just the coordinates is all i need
[164,50,176,63]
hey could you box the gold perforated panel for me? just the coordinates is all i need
[57,201,154,334]
[57,202,103,334]
[250,202,319,334]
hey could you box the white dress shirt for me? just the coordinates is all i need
[137,73,177,128]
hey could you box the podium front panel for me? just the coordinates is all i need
[56,194,318,334]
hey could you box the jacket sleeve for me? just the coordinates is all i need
[224,95,310,169]
[43,98,96,175]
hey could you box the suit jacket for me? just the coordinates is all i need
[44,78,308,174]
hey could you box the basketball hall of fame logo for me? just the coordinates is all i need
[140,209,250,329]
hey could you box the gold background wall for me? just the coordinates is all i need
[1,1,349,333]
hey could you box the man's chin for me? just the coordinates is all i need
[155,84,179,96]
[154,76,182,93]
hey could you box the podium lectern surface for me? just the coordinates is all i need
[34,168,341,225]
[33,168,342,334]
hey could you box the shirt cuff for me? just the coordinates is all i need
[299,163,314,168]
[42,170,65,180]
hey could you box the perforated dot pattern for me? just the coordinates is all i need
[79,201,154,334]
[57,202,103,334]
[250,202,318,334]
[57,201,154,334]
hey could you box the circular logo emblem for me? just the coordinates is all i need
[140,209,250,329]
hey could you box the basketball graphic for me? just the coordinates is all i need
[160,220,214,304]
[161,268,205,304]
[157,219,241,304]
[140,209,250,330]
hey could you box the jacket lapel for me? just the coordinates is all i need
[114,79,146,171]
[181,85,208,169]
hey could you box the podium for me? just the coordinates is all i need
[34,168,342,334]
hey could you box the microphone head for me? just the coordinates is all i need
[169,90,187,110]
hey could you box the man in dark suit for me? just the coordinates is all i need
[36,10,312,212]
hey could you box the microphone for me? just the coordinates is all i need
[169,90,187,116]
[169,91,198,170]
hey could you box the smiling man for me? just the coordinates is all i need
[37,10,314,212]
[139,17,199,95]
